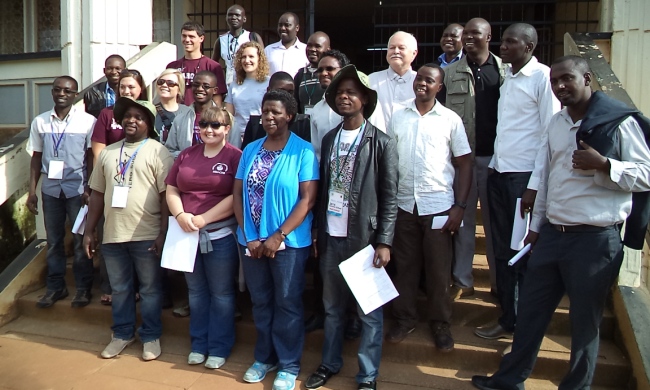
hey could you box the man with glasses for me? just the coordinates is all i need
[211,4,264,86]
[167,21,227,106]
[27,76,97,308]
[165,71,221,158]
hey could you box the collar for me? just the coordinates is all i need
[406,98,441,117]
[507,56,539,78]
[49,106,76,122]
[437,51,463,66]
[559,108,581,127]
[272,38,302,49]
[387,66,414,83]
[105,82,115,94]
[468,53,495,67]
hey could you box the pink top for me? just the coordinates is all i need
[165,142,242,216]
[91,107,124,145]
[166,56,227,105]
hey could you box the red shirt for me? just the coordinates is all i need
[91,106,124,145]
[165,142,242,216]
[166,56,227,106]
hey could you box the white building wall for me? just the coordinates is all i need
[609,0,650,116]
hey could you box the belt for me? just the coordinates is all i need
[550,223,618,233]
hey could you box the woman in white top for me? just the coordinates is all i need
[154,69,192,144]
[225,41,270,148]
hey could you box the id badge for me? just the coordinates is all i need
[111,186,129,208]
[48,160,64,180]
[304,105,315,116]
[327,191,344,216]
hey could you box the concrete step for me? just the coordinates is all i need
[0,316,622,390]
[16,286,628,388]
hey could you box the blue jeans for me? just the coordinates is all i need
[320,235,383,383]
[241,245,309,376]
[185,234,239,357]
[42,192,93,292]
[102,240,162,342]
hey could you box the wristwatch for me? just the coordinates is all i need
[454,201,467,209]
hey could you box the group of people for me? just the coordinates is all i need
[25,4,650,390]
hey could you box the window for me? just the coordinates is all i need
[0,0,61,55]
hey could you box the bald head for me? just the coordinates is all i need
[505,23,538,49]
[307,32,331,66]
[462,18,492,60]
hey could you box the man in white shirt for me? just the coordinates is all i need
[475,23,560,342]
[472,55,650,390]
[386,63,472,353]
[264,12,309,77]
[310,50,386,160]
[368,31,418,126]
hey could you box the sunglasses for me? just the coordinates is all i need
[198,120,226,129]
[316,66,340,74]
[52,87,78,94]
[191,82,216,90]
[156,78,179,87]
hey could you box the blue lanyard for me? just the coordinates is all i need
[117,139,148,185]
[50,117,70,158]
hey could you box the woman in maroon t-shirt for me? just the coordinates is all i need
[165,107,242,369]
[90,69,148,305]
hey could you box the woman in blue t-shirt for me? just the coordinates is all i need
[233,90,319,390]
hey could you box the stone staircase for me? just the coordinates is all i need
[0,213,631,389]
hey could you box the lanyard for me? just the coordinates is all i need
[302,67,317,105]
[227,30,244,61]
[116,138,148,185]
[50,116,70,158]
[332,121,365,185]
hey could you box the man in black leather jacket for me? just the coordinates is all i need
[83,55,125,118]
[305,65,397,390]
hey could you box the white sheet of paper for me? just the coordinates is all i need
[508,243,531,266]
[510,198,530,250]
[71,205,88,235]
[338,245,399,315]
[48,160,64,179]
[111,186,129,208]
[161,217,199,272]
[431,215,464,230]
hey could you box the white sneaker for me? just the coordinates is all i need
[188,352,205,365]
[205,356,226,369]
[142,339,161,361]
[101,336,134,359]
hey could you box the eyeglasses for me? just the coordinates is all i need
[52,87,78,94]
[316,66,340,74]
[198,120,226,129]
[191,82,216,90]
[156,79,179,87]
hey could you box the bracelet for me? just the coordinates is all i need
[174,211,185,219]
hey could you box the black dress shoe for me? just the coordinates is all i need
[358,380,377,390]
[305,365,337,389]
[71,290,92,308]
[471,375,505,390]
[304,313,325,333]
[344,315,362,340]
[37,288,69,308]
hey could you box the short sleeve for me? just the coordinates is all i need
[225,84,234,104]
[450,116,471,157]
[298,143,319,182]
[27,117,44,153]
[235,146,249,180]
[89,148,108,193]
[91,109,110,144]
[85,116,96,148]
[165,149,186,187]
[156,147,174,193]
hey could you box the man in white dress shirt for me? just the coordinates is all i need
[472,55,650,390]
[264,12,309,77]
[474,23,560,342]
[368,31,418,127]
[310,50,386,160]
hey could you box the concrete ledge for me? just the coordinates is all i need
[613,286,650,390]
[0,239,46,327]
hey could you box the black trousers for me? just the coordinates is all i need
[491,223,624,390]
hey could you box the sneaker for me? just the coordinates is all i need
[385,323,415,344]
[142,339,161,361]
[173,304,190,318]
[71,290,92,308]
[273,371,297,390]
[188,352,205,365]
[205,356,226,369]
[243,361,278,383]
[432,322,454,352]
[36,288,69,308]
[101,336,134,358]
